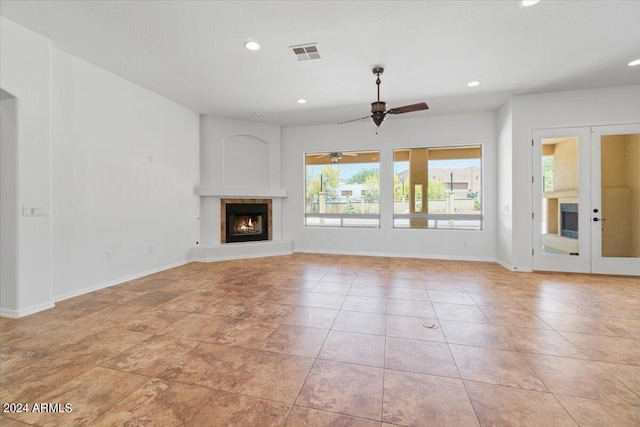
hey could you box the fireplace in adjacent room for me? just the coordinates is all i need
[560,203,578,239]
[221,199,272,243]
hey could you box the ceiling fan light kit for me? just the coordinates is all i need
[340,67,429,129]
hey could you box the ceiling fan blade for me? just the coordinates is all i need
[342,153,358,156]
[338,115,371,125]
[315,153,330,159]
[387,102,429,115]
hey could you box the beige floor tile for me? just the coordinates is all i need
[13,366,148,427]
[296,360,384,420]
[92,378,212,426]
[385,314,446,342]
[523,353,640,405]
[312,281,352,295]
[101,334,200,376]
[299,292,346,309]
[278,306,338,329]
[440,320,513,350]
[450,344,547,391]
[319,330,386,367]
[342,295,388,313]
[385,337,459,378]
[332,310,386,335]
[118,307,190,334]
[4,254,640,426]
[259,324,329,357]
[597,361,640,394]
[383,370,479,426]
[479,306,552,329]
[428,290,476,305]
[164,313,278,346]
[536,311,640,338]
[124,290,181,307]
[188,389,291,427]
[560,331,640,365]
[286,406,382,427]
[386,287,429,301]
[497,327,588,358]
[464,381,577,427]
[0,356,95,403]
[386,299,435,317]
[348,283,388,298]
[433,302,491,323]
[555,395,640,427]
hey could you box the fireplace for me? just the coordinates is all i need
[221,199,272,243]
[560,203,578,239]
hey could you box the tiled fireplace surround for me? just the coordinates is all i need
[220,198,273,244]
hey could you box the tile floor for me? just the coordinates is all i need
[1,253,640,426]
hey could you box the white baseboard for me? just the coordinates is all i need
[0,301,55,319]
[295,248,496,263]
[53,259,193,304]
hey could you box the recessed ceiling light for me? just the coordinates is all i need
[297,99,307,104]
[468,80,481,87]
[520,0,540,7]
[253,112,262,116]
[628,59,640,67]
[244,41,261,51]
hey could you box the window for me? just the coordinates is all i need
[305,150,380,227]
[393,145,482,230]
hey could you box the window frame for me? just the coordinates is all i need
[304,149,381,229]
[392,144,484,231]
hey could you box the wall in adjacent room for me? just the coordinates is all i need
[282,112,497,260]
[50,47,200,301]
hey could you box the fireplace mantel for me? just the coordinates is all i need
[194,186,287,198]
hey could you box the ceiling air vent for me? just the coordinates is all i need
[290,43,320,61]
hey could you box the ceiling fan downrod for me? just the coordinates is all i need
[371,66,386,127]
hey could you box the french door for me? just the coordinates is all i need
[532,124,640,275]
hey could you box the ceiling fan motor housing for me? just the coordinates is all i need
[371,101,386,127]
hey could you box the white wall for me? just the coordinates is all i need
[199,116,283,246]
[1,95,19,312]
[496,98,513,268]
[51,47,200,301]
[508,85,640,270]
[0,17,53,316]
[282,112,497,260]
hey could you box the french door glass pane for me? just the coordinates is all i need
[540,137,580,256]
[600,133,640,258]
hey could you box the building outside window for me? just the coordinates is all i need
[305,150,380,227]
[393,145,483,230]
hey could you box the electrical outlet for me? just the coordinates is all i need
[463,241,468,247]
[148,245,154,253]
[106,251,113,261]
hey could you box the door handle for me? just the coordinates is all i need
[593,217,606,222]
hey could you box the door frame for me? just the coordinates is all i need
[590,124,640,276]
[532,127,591,273]
[532,125,640,276]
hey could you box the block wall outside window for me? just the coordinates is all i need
[393,145,483,230]
[305,150,380,228]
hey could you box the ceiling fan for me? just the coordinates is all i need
[315,152,358,163]
[339,67,429,128]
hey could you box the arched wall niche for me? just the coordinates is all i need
[222,134,269,187]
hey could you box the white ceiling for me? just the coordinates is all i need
[1,0,639,127]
